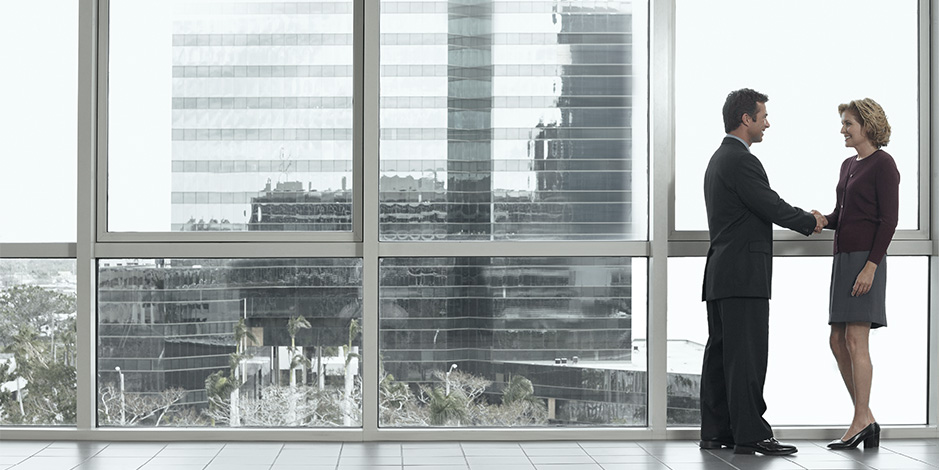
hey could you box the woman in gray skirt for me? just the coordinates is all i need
[821,98,899,450]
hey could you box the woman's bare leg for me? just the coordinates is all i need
[829,323,855,406]
[842,322,875,439]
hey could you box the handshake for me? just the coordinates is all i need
[811,210,828,234]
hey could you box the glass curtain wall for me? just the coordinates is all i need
[1,0,934,437]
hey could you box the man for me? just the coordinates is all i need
[700,88,826,456]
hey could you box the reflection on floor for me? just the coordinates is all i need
[1,438,938,470]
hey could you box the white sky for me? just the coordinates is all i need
[675,0,920,231]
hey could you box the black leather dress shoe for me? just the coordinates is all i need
[733,438,798,455]
[699,438,735,449]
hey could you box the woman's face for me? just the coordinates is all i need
[840,111,871,149]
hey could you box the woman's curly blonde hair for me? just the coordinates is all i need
[838,98,891,148]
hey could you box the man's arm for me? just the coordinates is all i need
[734,156,817,235]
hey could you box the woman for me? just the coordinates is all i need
[822,98,899,450]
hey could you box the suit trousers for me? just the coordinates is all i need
[700,297,773,444]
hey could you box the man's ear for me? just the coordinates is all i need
[741,113,751,126]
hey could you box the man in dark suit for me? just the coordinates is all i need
[700,88,826,456]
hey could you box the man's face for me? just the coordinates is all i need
[746,102,770,144]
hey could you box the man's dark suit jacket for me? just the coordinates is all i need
[702,137,817,301]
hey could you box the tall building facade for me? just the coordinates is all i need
[170,2,354,232]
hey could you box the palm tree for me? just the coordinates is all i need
[341,319,361,425]
[204,371,236,426]
[286,316,311,387]
[228,319,257,427]
[425,385,468,426]
[502,375,540,406]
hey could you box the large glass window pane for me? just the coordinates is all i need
[379,257,647,427]
[0,3,77,243]
[379,1,648,241]
[0,259,77,426]
[667,256,928,426]
[108,1,354,232]
[674,0,918,232]
[97,258,362,427]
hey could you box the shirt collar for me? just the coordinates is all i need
[725,134,750,149]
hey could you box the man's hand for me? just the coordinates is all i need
[811,210,828,234]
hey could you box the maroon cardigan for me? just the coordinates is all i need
[823,149,900,265]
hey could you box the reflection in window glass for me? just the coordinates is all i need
[108,1,354,232]
[0,3,77,242]
[97,258,362,427]
[0,259,78,426]
[667,257,928,426]
[674,0,918,232]
[379,1,648,241]
[379,257,647,427]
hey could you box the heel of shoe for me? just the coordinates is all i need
[863,432,880,449]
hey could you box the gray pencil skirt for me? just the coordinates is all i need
[829,251,887,329]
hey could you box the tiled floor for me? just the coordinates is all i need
[0,438,937,470]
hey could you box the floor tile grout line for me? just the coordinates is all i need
[518,441,540,469]
[132,441,168,470]
[10,440,54,469]
[265,442,285,470]
[575,440,606,470]
[633,440,678,470]
[2,440,46,469]
[701,447,744,470]
[201,441,229,470]
[457,440,470,469]
[66,439,112,470]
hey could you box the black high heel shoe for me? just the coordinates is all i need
[827,422,880,450]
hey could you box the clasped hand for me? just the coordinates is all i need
[810,210,827,234]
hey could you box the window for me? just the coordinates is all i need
[667,256,928,426]
[97,258,362,427]
[379,257,647,427]
[0,3,78,242]
[0,259,77,426]
[379,1,648,241]
[106,1,355,233]
[673,0,919,232]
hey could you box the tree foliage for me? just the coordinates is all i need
[98,383,188,426]
[0,286,77,425]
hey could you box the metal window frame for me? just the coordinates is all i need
[1,0,936,441]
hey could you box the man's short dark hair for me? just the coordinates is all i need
[722,88,769,133]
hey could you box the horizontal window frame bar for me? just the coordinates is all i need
[669,229,931,242]
[6,240,932,260]
[377,241,650,258]
[96,231,359,244]
[94,242,362,258]
[0,243,77,258]
[0,426,935,442]
[668,239,935,257]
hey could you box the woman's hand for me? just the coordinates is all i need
[852,261,878,297]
